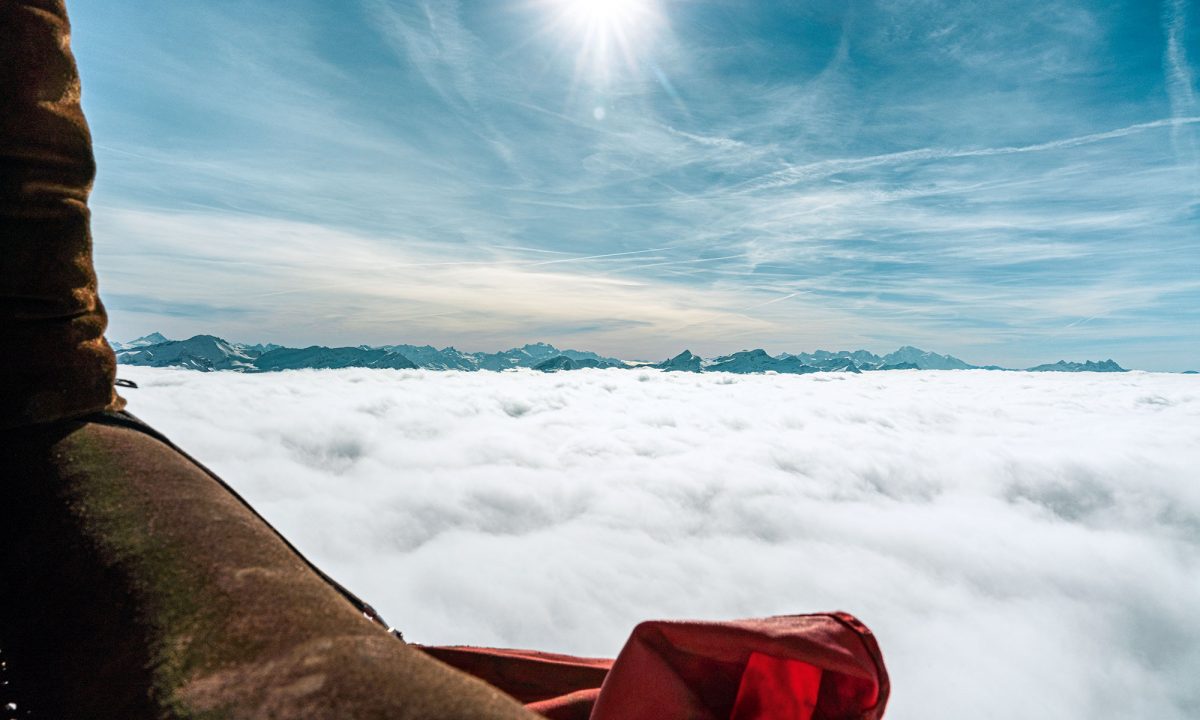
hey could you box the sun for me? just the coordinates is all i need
[543,0,663,84]
[563,0,645,30]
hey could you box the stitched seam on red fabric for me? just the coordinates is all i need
[827,613,888,713]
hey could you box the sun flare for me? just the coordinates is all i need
[544,0,663,83]
[563,0,645,29]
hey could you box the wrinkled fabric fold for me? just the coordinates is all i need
[423,612,890,720]
[1,0,122,428]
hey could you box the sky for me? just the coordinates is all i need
[69,0,1200,369]
[119,366,1200,720]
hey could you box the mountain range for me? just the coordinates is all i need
[111,333,1133,374]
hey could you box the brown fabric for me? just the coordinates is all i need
[0,0,123,428]
[0,416,539,719]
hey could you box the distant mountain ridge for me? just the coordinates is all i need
[114,334,631,374]
[1026,359,1125,373]
[111,333,1136,374]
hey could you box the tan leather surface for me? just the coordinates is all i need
[0,0,123,428]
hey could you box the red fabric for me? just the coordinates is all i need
[730,652,823,720]
[421,612,888,720]
[419,646,612,720]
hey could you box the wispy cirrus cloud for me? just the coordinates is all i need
[734,116,1200,193]
[69,0,1200,369]
[1164,0,1199,162]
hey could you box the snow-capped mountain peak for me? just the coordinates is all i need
[109,332,169,351]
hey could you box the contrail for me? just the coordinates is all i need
[491,245,572,255]
[527,247,672,267]
[621,254,748,272]
[740,291,811,311]
[738,116,1200,193]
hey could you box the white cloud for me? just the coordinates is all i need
[118,367,1200,720]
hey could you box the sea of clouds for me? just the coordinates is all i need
[117,366,1199,720]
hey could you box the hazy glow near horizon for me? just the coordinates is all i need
[119,367,1200,720]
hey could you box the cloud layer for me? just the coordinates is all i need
[118,367,1200,720]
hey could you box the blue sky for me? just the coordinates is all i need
[70,0,1198,369]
